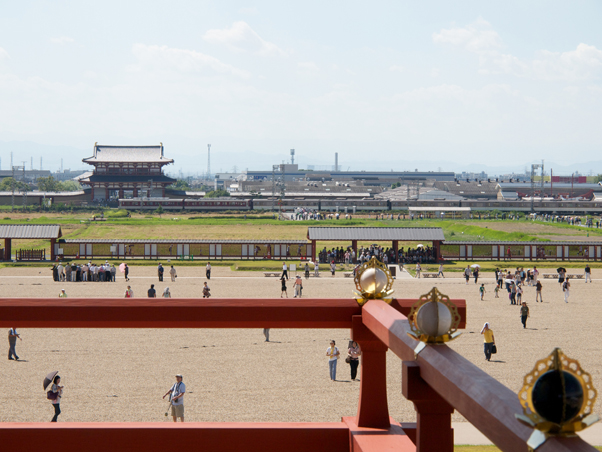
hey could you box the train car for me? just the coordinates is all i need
[184,198,250,211]
[119,198,184,210]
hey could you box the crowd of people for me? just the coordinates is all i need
[51,261,120,282]
[317,244,437,265]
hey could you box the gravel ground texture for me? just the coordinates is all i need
[1,265,600,425]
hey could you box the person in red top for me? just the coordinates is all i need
[124,286,133,298]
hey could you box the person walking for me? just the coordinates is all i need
[293,276,303,298]
[479,284,486,300]
[148,284,157,298]
[170,265,177,282]
[532,266,539,284]
[520,302,530,329]
[480,323,495,362]
[280,276,288,298]
[59,289,67,298]
[8,327,21,360]
[163,287,171,298]
[124,285,134,298]
[263,328,270,342]
[162,374,185,422]
[437,263,444,278]
[124,263,130,281]
[49,375,63,422]
[206,262,211,280]
[330,261,336,277]
[281,262,288,280]
[474,267,479,284]
[464,266,471,285]
[314,261,319,277]
[326,340,340,381]
[202,282,211,298]
[535,280,543,302]
[157,263,164,282]
[348,341,361,381]
[415,263,421,278]
[110,264,116,282]
[494,285,500,298]
[304,263,310,280]
[585,264,592,283]
[563,278,570,303]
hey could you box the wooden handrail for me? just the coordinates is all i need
[361,299,597,452]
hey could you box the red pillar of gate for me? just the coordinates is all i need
[50,238,56,261]
[433,241,440,262]
[402,361,453,452]
[351,315,390,429]
[4,239,11,261]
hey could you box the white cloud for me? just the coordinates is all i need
[203,21,286,57]
[434,19,602,81]
[130,44,251,79]
[50,36,74,45]
[0,47,9,59]
[433,18,502,53]
[389,65,404,73]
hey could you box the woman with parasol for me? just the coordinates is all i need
[44,371,63,422]
[557,267,566,285]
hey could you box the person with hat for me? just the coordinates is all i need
[163,374,185,422]
[59,289,68,298]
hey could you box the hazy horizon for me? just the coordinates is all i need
[2,1,602,175]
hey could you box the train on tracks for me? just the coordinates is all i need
[118,197,602,214]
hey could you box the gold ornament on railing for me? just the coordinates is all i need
[515,348,599,450]
[406,287,462,356]
[353,257,394,306]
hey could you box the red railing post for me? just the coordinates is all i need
[402,361,453,452]
[351,315,390,429]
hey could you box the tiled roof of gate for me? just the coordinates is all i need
[83,145,173,164]
[0,224,62,239]
[307,227,445,241]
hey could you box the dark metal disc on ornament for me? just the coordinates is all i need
[532,370,584,424]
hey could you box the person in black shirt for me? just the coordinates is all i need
[148,284,157,298]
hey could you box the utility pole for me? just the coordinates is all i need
[207,144,211,182]
[40,156,43,171]
[530,163,543,213]
[271,164,278,212]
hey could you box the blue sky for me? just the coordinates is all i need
[1,1,602,174]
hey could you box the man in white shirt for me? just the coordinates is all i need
[282,262,288,280]
[163,374,186,422]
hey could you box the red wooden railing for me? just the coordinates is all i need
[0,297,596,452]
